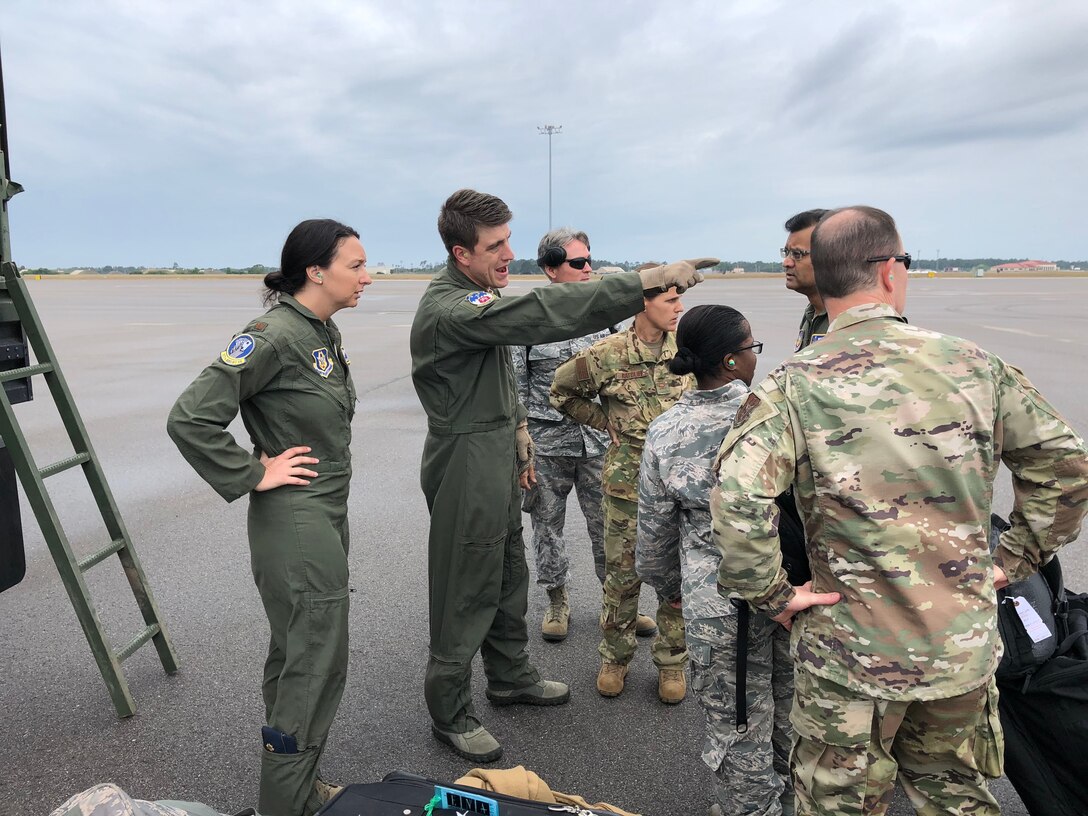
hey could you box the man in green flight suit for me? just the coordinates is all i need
[410,188,715,762]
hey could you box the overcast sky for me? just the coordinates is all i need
[3,1,1087,268]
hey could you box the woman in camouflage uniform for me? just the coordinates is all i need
[637,305,793,816]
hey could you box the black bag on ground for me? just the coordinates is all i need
[991,513,1088,815]
[317,771,619,816]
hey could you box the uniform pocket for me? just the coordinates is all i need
[972,680,1004,779]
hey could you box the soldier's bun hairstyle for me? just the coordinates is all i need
[263,219,360,306]
[669,304,748,380]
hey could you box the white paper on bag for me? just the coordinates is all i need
[1011,596,1053,644]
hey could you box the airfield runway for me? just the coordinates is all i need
[2,275,1085,815]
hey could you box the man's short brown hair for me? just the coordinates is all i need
[438,189,513,255]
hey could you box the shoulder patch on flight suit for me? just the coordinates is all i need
[574,355,592,383]
[465,291,495,307]
[311,347,335,378]
[220,333,256,366]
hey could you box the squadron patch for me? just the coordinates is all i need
[465,291,494,307]
[733,392,761,428]
[312,347,335,378]
[220,333,256,366]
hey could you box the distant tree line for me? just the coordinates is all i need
[17,258,1087,276]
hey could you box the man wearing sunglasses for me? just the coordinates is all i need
[713,205,1088,815]
[511,228,658,644]
[781,209,830,351]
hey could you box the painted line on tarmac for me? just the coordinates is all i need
[980,325,1049,338]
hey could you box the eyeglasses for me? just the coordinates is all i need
[780,248,811,260]
[865,253,912,270]
[731,341,763,355]
[566,256,592,270]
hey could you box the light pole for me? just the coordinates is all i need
[538,125,562,230]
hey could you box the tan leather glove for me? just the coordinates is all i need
[515,421,534,474]
[638,257,719,294]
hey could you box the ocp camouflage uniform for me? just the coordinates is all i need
[48,783,226,816]
[638,381,793,816]
[511,331,617,588]
[550,329,693,668]
[712,303,1088,816]
[793,303,828,351]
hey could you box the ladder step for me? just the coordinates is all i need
[39,452,91,479]
[78,537,127,573]
[0,362,53,382]
[116,624,161,663]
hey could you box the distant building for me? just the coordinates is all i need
[991,260,1058,273]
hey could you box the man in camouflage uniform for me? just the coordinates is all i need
[712,205,1088,815]
[550,286,694,703]
[511,227,656,642]
[781,209,829,351]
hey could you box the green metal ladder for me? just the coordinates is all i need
[1,160,177,720]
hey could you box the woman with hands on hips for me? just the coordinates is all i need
[167,219,370,816]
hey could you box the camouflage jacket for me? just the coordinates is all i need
[795,302,829,351]
[712,302,1088,701]
[550,329,694,501]
[510,326,619,458]
[637,380,749,621]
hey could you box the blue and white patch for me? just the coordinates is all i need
[312,347,335,378]
[465,291,495,307]
[220,333,256,366]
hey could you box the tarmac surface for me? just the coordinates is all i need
[2,274,1086,815]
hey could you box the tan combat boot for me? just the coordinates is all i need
[541,585,570,642]
[597,661,628,697]
[658,667,686,704]
[635,613,658,637]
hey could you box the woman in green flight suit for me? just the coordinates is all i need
[167,219,371,816]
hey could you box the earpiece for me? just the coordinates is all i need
[537,246,567,269]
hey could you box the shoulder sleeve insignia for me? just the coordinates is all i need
[465,291,495,307]
[574,355,592,383]
[221,333,256,366]
[732,392,762,429]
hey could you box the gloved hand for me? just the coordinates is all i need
[515,421,536,489]
[638,257,719,294]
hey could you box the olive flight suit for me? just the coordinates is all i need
[167,295,356,816]
[409,262,645,733]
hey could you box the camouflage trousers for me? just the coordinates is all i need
[526,453,607,589]
[790,667,1003,816]
[688,614,794,816]
[600,494,686,667]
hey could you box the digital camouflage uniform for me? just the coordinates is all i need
[511,331,617,589]
[793,303,828,352]
[550,329,693,668]
[48,783,225,816]
[410,262,645,734]
[638,381,793,816]
[168,295,356,816]
[712,303,1088,816]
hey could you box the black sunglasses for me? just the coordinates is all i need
[565,256,592,270]
[865,253,912,271]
